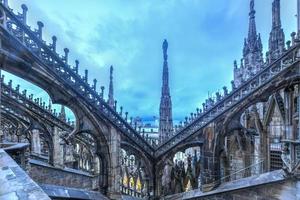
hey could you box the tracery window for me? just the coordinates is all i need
[164,147,201,194]
[120,148,147,198]
[73,132,100,174]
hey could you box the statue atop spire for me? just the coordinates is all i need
[250,0,254,13]
[162,39,170,94]
[159,39,173,143]
[108,65,114,108]
[163,39,168,61]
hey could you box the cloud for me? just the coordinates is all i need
[5,0,298,124]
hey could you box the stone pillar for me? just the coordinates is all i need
[53,126,64,168]
[107,127,121,199]
[262,129,270,172]
[284,88,294,140]
[31,129,41,155]
[93,156,100,174]
[296,85,300,162]
[252,135,261,175]
[282,87,296,170]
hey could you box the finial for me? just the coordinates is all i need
[223,86,228,96]
[120,106,123,116]
[37,21,44,40]
[15,84,20,92]
[84,69,88,82]
[51,36,57,52]
[21,4,28,24]
[74,60,79,74]
[250,0,255,14]
[202,103,206,111]
[93,79,97,91]
[216,92,221,101]
[114,100,117,111]
[110,65,113,77]
[48,99,52,111]
[64,48,69,64]
[130,117,133,125]
[21,4,28,12]
[286,40,291,49]
[234,60,238,69]
[231,80,236,90]
[100,86,105,98]
[22,89,27,96]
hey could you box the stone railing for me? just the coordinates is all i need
[1,142,30,171]
[1,78,74,131]
[156,42,300,157]
[0,1,155,155]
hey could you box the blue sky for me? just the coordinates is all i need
[3,0,297,124]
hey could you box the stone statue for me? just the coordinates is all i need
[184,154,195,190]
[281,144,292,174]
[193,151,201,188]
[172,160,185,193]
[250,0,254,12]
[161,159,172,195]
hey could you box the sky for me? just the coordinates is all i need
[3,0,298,124]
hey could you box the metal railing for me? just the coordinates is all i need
[219,159,265,184]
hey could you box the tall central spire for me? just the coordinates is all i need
[159,39,173,143]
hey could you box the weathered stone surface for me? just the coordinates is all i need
[163,170,298,200]
[29,159,97,190]
[0,149,50,200]
[121,195,145,200]
[40,183,109,200]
